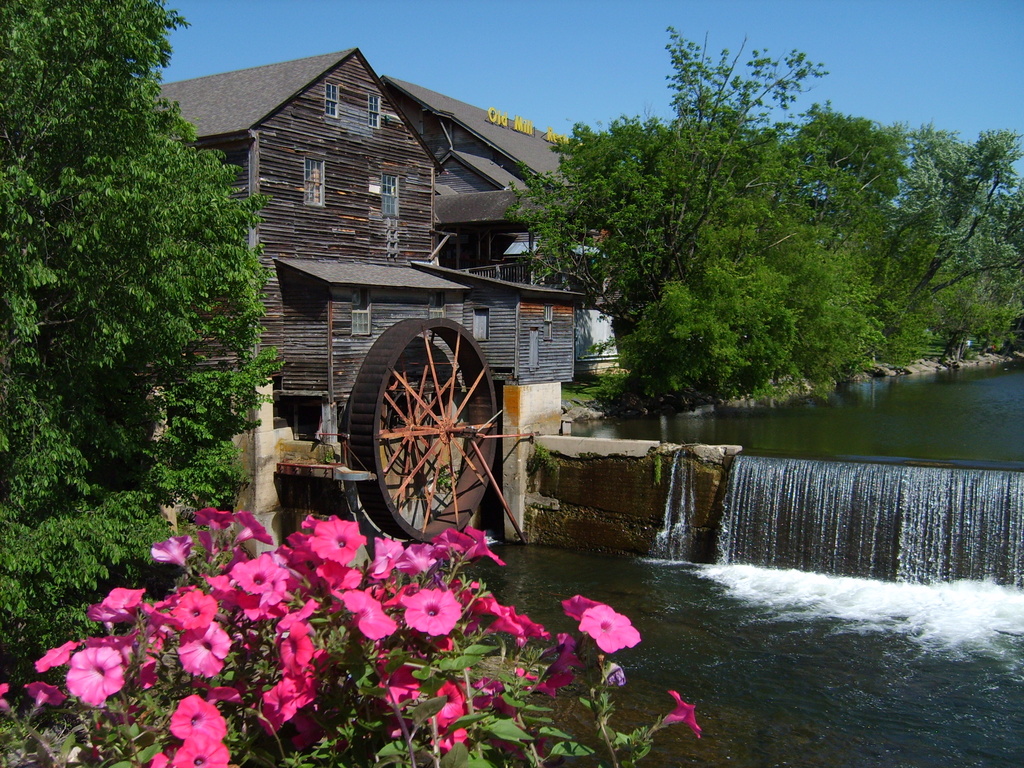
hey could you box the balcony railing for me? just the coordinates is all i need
[465,261,532,285]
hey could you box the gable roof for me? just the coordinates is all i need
[161,50,356,138]
[383,77,563,178]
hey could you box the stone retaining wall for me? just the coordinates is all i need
[523,436,741,557]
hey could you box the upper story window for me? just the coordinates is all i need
[304,159,324,206]
[324,83,339,117]
[544,304,554,340]
[367,94,381,128]
[380,174,398,217]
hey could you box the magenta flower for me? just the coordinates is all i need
[578,604,642,653]
[664,690,702,738]
[561,594,601,621]
[24,681,66,709]
[194,507,235,530]
[230,553,290,605]
[35,640,80,673]
[261,673,316,732]
[87,587,146,624]
[278,621,315,675]
[368,537,405,580]
[310,517,366,564]
[151,535,193,566]
[178,622,231,678]
[463,527,506,565]
[342,589,398,640]
[401,588,462,635]
[170,694,228,741]
[66,646,125,706]
[383,665,420,705]
[396,542,439,575]
[170,587,218,631]
[0,683,8,713]
[170,733,230,768]
[233,510,274,545]
[436,680,466,729]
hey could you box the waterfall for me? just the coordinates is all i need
[719,455,1024,586]
[652,451,695,560]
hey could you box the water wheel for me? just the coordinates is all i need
[347,318,498,541]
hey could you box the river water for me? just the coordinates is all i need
[486,361,1024,766]
[572,361,1024,465]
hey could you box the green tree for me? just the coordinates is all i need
[0,0,276,675]
[876,127,1024,359]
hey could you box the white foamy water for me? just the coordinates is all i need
[699,563,1024,653]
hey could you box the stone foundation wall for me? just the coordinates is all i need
[524,436,740,557]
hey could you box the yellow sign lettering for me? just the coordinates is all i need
[513,115,534,135]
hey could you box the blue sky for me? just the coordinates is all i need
[162,0,1023,144]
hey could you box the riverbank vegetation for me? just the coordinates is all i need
[517,30,1024,399]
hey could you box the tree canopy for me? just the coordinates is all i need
[517,29,1024,397]
[0,0,277,673]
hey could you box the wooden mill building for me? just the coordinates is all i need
[161,49,577,536]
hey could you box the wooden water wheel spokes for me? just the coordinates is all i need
[347,318,498,540]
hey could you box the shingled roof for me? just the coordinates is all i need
[276,258,469,291]
[162,50,356,138]
[383,77,563,177]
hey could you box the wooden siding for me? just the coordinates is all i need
[516,301,574,384]
[459,284,519,379]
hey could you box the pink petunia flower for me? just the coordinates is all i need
[170,587,219,631]
[230,553,290,606]
[436,680,466,729]
[395,543,439,575]
[561,594,601,621]
[368,537,405,580]
[87,587,146,624]
[170,694,228,741]
[66,646,125,706]
[35,640,80,673]
[178,622,231,678]
[462,527,506,566]
[278,620,315,675]
[171,733,230,768]
[150,754,169,768]
[310,517,366,565]
[261,673,316,732]
[233,510,274,545]
[24,681,66,709]
[194,508,235,530]
[383,665,420,705]
[400,588,462,635]
[0,683,8,713]
[664,690,702,738]
[578,604,642,653]
[342,589,398,640]
[151,535,193,566]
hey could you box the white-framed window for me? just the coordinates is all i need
[473,307,489,340]
[324,83,338,117]
[544,304,554,340]
[352,288,370,335]
[381,173,398,217]
[367,94,381,128]
[304,158,324,206]
[429,291,446,319]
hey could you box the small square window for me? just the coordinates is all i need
[304,159,324,206]
[367,94,381,128]
[473,307,490,340]
[325,83,338,117]
[381,173,398,217]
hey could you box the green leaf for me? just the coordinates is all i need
[550,741,597,757]
[440,742,470,768]
[484,718,533,744]
[411,695,448,726]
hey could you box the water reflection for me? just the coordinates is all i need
[574,362,1024,463]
